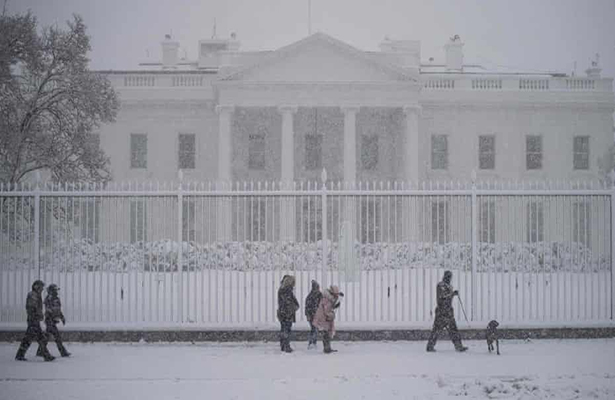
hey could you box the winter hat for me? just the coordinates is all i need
[329,285,344,297]
[32,280,45,290]
[311,280,320,290]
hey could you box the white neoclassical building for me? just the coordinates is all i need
[98,32,615,185]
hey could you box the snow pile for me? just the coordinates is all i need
[5,239,605,273]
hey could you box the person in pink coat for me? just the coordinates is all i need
[312,285,344,353]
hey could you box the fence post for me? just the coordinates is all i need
[33,172,41,279]
[321,168,328,289]
[177,170,184,323]
[471,170,477,322]
[611,172,615,320]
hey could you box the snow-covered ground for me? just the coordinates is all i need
[0,339,613,399]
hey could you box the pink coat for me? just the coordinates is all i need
[312,289,337,337]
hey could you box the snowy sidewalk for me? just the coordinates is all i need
[0,339,614,399]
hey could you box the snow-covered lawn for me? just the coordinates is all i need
[0,339,614,399]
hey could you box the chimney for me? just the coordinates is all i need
[444,35,463,71]
[585,53,601,78]
[161,34,179,69]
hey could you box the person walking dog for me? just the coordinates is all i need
[426,270,468,353]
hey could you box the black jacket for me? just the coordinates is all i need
[26,290,44,324]
[305,289,322,322]
[44,294,65,324]
[436,280,455,313]
[277,286,299,323]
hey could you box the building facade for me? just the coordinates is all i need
[97,33,615,185]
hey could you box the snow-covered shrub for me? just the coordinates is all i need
[10,239,606,273]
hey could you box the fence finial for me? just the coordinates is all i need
[321,168,327,184]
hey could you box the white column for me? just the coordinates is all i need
[342,106,359,184]
[402,105,421,242]
[216,105,234,182]
[216,104,234,241]
[279,105,298,183]
[341,106,359,273]
[403,105,421,183]
[278,105,298,241]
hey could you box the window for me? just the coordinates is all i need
[431,200,450,244]
[526,201,544,243]
[305,134,323,170]
[360,198,382,243]
[573,200,591,247]
[361,135,379,170]
[573,136,589,170]
[479,199,495,243]
[130,133,147,169]
[247,199,266,240]
[182,199,196,242]
[130,200,147,243]
[479,135,495,170]
[526,135,542,170]
[178,133,196,169]
[431,135,448,170]
[248,128,266,170]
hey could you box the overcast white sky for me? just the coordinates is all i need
[6,0,615,79]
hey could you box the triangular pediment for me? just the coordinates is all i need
[222,33,415,83]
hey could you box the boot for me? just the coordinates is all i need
[455,345,468,352]
[426,347,436,352]
[58,343,71,357]
[44,354,55,362]
[15,347,27,361]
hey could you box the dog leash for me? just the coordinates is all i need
[457,295,471,327]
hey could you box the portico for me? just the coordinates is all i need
[212,33,422,186]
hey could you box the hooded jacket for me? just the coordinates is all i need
[312,288,339,337]
[304,280,322,322]
[277,275,299,323]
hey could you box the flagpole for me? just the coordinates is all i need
[308,0,312,35]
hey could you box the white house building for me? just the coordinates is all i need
[98,32,614,185]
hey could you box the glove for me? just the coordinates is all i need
[61,317,66,325]
[453,290,459,297]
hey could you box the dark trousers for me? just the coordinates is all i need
[37,322,69,356]
[321,330,333,352]
[279,321,293,351]
[427,309,463,350]
[308,321,318,345]
[16,322,51,358]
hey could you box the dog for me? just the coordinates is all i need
[486,320,500,355]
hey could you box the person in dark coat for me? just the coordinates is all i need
[304,280,322,349]
[36,284,70,358]
[426,270,468,352]
[15,280,55,361]
[277,275,299,353]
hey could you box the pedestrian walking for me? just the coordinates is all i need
[312,285,344,354]
[36,284,70,358]
[426,270,468,352]
[15,280,55,361]
[277,275,299,353]
[304,280,322,349]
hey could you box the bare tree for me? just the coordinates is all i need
[0,11,119,185]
